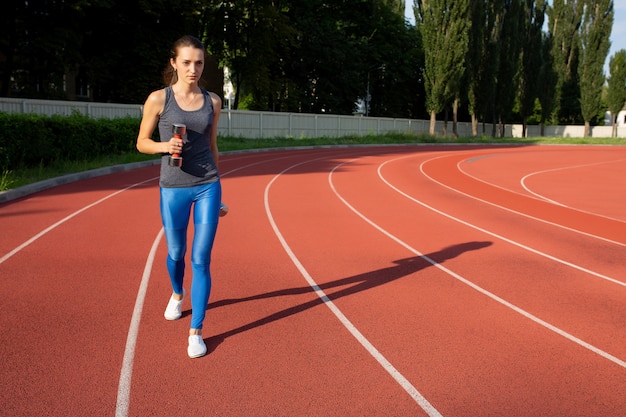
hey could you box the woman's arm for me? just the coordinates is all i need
[209,92,223,169]
[136,90,171,155]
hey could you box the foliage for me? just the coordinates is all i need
[579,0,614,135]
[606,49,626,136]
[416,0,470,134]
[518,0,547,136]
[538,29,558,126]
[547,0,585,124]
[493,0,525,137]
[0,0,617,131]
[0,112,140,171]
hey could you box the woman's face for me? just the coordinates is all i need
[171,46,204,85]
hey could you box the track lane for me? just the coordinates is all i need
[126,149,433,416]
[369,149,626,356]
[0,167,162,416]
[1,145,624,416]
[324,148,623,415]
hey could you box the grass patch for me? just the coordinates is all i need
[3,153,158,190]
[1,133,624,191]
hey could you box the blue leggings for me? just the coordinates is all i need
[160,181,221,329]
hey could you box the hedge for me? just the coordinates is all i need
[0,112,141,171]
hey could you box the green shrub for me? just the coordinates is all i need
[0,112,140,171]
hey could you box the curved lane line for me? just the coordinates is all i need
[330,157,626,370]
[520,159,626,223]
[113,152,339,417]
[458,153,626,224]
[351,156,626,368]
[265,156,443,417]
[0,177,159,266]
[427,154,626,250]
[115,228,164,417]
[415,155,625,284]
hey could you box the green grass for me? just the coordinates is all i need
[1,133,624,192]
[1,153,158,190]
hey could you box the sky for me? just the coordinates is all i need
[404,0,626,75]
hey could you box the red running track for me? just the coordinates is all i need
[1,144,625,416]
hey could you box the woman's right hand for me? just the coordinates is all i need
[168,137,184,154]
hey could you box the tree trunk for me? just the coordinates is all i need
[452,98,459,139]
[471,114,478,137]
[584,120,591,137]
[429,111,437,135]
[612,114,617,138]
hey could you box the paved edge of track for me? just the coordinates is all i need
[0,143,530,205]
[0,159,161,204]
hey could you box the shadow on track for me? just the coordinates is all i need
[203,241,492,353]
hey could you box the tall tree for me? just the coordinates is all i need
[518,0,547,137]
[362,3,424,118]
[537,30,558,134]
[548,0,584,124]
[416,0,470,135]
[579,0,613,136]
[466,0,486,136]
[606,49,626,137]
[202,0,297,110]
[493,0,524,137]
[466,0,507,137]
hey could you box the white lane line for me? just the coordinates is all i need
[459,157,626,246]
[115,228,164,417]
[0,176,159,266]
[333,157,626,368]
[520,159,626,223]
[330,158,626,370]
[458,154,626,226]
[423,154,626,254]
[113,152,343,417]
[264,156,443,417]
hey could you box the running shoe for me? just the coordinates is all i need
[187,335,207,358]
[163,289,185,320]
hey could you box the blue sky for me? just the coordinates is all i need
[404,1,625,75]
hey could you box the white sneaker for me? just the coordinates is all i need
[163,289,185,320]
[187,335,207,358]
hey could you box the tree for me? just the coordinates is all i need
[466,0,486,136]
[579,0,613,136]
[201,0,298,111]
[548,0,584,124]
[518,0,547,137]
[606,49,626,137]
[416,0,470,135]
[537,30,558,134]
[1,0,87,99]
[493,0,524,137]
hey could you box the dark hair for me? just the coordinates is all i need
[162,35,206,86]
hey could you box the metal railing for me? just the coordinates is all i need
[1,97,623,138]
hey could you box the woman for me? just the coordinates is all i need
[136,35,224,358]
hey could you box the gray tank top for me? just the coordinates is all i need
[157,86,219,188]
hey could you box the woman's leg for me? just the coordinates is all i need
[160,187,194,295]
[189,181,221,331]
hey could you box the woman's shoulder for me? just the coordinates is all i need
[142,88,168,116]
[204,90,222,109]
[147,88,168,104]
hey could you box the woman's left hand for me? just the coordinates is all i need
[219,203,229,217]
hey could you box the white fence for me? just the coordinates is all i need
[1,97,624,138]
